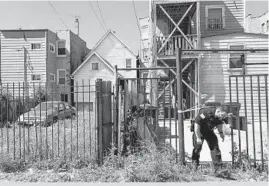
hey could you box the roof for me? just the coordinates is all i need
[71,51,123,77]
[0,29,50,32]
[202,32,269,39]
[85,29,137,59]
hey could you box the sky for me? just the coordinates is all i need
[0,1,268,54]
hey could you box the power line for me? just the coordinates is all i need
[96,2,108,31]
[132,0,146,58]
[132,0,142,35]
[48,1,69,30]
[88,1,116,51]
[88,1,107,32]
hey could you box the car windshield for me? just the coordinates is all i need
[35,102,60,111]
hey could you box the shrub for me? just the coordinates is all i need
[0,153,27,173]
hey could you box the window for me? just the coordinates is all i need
[57,40,66,56]
[262,23,265,33]
[31,43,41,50]
[126,59,132,68]
[229,45,245,69]
[31,74,41,81]
[206,6,225,30]
[50,73,55,82]
[57,69,66,85]
[92,63,99,70]
[49,43,55,53]
[89,102,93,112]
[60,94,68,102]
[142,48,149,61]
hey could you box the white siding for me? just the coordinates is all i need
[201,33,268,122]
[95,33,137,78]
[74,54,114,103]
[0,31,47,97]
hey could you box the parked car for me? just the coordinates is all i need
[17,101,76,127]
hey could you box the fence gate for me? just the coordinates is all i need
[96,79,113,165]
[229,74,268,170]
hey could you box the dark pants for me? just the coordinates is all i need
[191,130,222,170]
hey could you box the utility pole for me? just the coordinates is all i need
[23,47,29,98]
[75,16,80,36]
[176,47,185,165]
[0,35,1,84]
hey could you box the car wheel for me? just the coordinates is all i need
[71,113,76,120]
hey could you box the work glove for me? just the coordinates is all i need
[197,138,203,145]
[219,132,225,142]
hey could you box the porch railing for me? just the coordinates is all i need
[156,34,197,56]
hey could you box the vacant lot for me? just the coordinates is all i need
[0,112,97,161]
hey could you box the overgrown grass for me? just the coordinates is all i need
[0,140,267,182]
[0,111,97,161]
[0,112,268,182]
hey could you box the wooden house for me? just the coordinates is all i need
[0,29,89,104]
[145,0,268,121]
[72,30,137,110]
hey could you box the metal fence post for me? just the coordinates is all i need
[114,65,118,153]
[96,79,103,165]
[176,47,185,165]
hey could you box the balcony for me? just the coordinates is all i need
[156,34,197,57]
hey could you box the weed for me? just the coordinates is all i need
[0,153,27,173]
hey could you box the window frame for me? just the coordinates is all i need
[142,48,149,61]
[57,69,66,85]
[30,43,42,50]
[126,58,132,68]
[49,43,55,53]
[56,40,67,57]
[50,73,55,82]
[91,62,99,70]
[31,74,42,81]
[205,5,225,30]
[228,44,246,70]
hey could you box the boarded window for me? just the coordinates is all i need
[207,7,224,30]
[57,40,66,56]
[92,63,99,70]
[31,74,41,81]
[229,45,244,69]
[58,69,66,85]
[31,43,41,50]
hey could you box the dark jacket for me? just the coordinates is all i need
[191,107,223,133]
